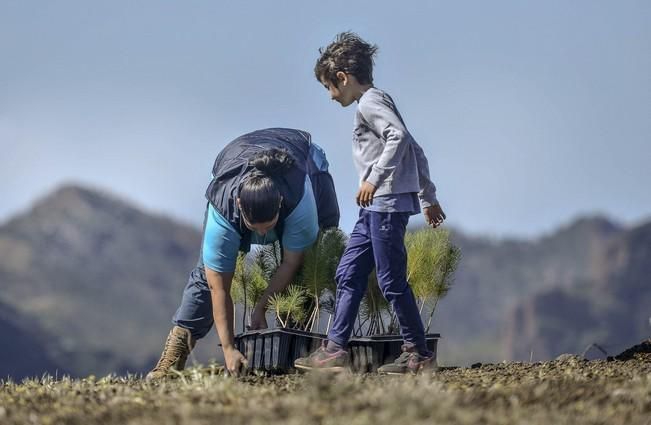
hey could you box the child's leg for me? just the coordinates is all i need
[369,211,428,353]
[327,210,375,348]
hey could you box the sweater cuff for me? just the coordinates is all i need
[365,168,385,188]
[418,191,438,210]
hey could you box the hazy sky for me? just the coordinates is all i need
[1,0,649,237]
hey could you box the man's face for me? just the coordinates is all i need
[322,73,356,107]
[237,197,281,236]
[241,213,279,236]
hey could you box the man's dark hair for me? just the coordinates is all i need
[239,148,294,223]
[315,32,378,86]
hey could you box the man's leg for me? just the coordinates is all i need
[147,205,212,379]
[172,264,214,340]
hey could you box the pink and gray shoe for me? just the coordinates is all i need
[377,344,436,375]
[294,341,350,372]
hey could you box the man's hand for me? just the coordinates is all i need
[223,346,248,376]
[356,181,376,207]
[248,305,268,330]
[424,203,446,228]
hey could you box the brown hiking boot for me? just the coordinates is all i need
[146,326,196,380]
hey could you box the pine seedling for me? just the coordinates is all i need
[404,228,461,330]
[268,285,309,328]
[231,248,273,327]
[359,271,390,335]
[300,228,347,331]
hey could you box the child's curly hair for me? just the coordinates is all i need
[315,32,378,86]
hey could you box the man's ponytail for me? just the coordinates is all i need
[249,148,294,176]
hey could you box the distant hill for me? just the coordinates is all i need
[431,216,645,364]
[0,184,210,378]
[505,221,651,361]
[1,183,649,378]
[0,298,66,379]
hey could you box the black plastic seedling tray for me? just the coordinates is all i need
[235,328,326,372]
[234,329,440,373]
[348,333,440,373]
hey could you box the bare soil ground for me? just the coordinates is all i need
[1,340,650,425]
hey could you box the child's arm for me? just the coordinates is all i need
[412,140,446,228]
[411,140,437,207]
[359,94,413,190]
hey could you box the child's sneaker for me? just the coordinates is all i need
[377,344,436,375]
[294,341,350,372]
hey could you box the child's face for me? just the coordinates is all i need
[321,73,357,107]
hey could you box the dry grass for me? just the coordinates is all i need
[1,353,650,425]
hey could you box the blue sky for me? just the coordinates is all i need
[1,0,649,237]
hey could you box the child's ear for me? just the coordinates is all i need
[336,71,348,86]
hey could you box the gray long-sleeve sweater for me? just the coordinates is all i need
[353,87,438,209]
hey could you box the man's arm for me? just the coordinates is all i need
[205,268,247,375]
[249,249,305,328]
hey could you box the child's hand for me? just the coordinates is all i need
[424,203,446,228]
[356,181,376,207]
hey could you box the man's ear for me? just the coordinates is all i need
[336,71,348,86]
[236,197,241,208]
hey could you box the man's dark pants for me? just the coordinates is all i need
[172,205,214,339]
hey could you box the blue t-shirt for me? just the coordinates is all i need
[202,176,319,272]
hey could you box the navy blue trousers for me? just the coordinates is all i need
[327,209,427,352]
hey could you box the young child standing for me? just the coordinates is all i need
[294,32,446,374]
